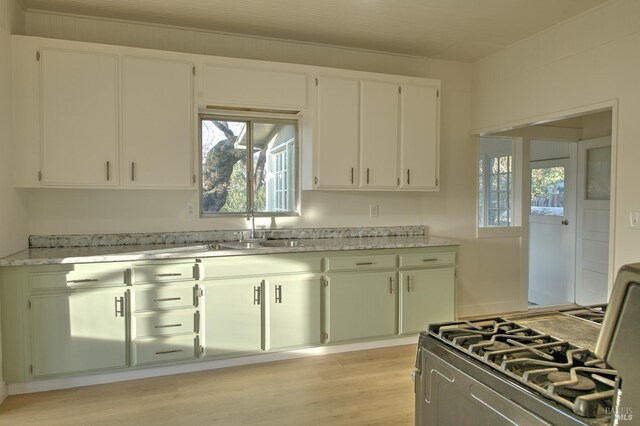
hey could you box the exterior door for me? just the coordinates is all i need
[575,137,611,305]
[528,151,577,306]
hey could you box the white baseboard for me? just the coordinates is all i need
[8,336,418,395]
[0,381,7,403]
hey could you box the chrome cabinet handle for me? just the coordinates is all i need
[275,284,283,304]
[422,258,438,262]
[407,169,411,185]
[153,297,181,302]
[114,296,125,317]
[351,167,354,184]
[407,275,411,292]
[131,162,135,181]
[68,278,99,283]
[253,286,261,305]
[155,349,183,355]
[366,168,370,184]
[106,161,110,181]
[154,273,182,277]
[154,323,182,329]
[389,276,394,293]
[355,262,374,266]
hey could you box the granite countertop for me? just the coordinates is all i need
[0,234,459,266]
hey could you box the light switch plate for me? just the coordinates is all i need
[630,211,640,229]
[369,204,379,217]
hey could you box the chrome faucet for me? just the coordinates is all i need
[247,207,256,240]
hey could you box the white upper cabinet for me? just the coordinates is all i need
[201,63,308,110]
[400,84,439,190]
[122,57,194,188]
[40,49,119,186]
[310,71,440,192]
[314,76,359,188]
[360,80,400,189]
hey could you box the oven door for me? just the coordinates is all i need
[417,346,553,426]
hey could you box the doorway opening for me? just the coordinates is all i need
[486,109,613,309]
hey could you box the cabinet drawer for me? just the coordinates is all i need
[31,264,127,290]
[398,252,456,268]
[134,335,198,365]
[325,254,396,272]
[134,284,198,311]
[134,311,199,338]
[132,263,197,284]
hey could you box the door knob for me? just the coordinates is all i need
[561,219,569,225]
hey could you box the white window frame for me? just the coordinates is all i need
[199,112,300,217]
[477,136,523,238]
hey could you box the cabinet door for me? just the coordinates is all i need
[122,57,193,188]
[30,288,128,377]
[399,267,455,334]
[203,279,262,357]
[400,84,439,190]
[40,49,118,186]
[326,271,397,342]
[360,80,399,189]
[315,76,359,188]
[266,275,321,350]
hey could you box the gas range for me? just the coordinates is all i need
[428,316,618,420]
[415,306,619,425]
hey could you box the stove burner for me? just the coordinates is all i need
[428,317,620,419]
[548,371,596,397]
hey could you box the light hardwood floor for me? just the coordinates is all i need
[0,345,417,426]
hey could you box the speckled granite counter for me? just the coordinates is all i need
[0,234,459,266]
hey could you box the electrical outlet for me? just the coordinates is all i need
[369,204,379,217]
[630,211,640,229]
[186,202,195,218]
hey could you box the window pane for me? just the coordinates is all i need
[479,137,516,228]
[201,119,248,214]
[530,166,564,216]
[254,121,297,213]
[586,146,611,200]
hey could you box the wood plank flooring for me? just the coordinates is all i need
[0,345,417,426]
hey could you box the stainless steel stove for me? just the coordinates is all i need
[414,265,640,426]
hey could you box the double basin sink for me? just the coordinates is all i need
[207,239,305,250]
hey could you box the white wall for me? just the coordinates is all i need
[0,0,27,403]
[471,0,640,293]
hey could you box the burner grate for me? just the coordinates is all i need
[429,318,619,419]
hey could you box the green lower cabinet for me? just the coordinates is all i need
[202,278,262,357]
[399,267,455,334]
[265,274,321,351]
[30,288,129,377]
[326,271,397,342]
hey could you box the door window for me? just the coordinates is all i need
[530,166,565,217]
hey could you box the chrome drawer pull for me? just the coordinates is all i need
[68,278,99,283]
[154,273,183,277]
[355,262,374,266]
[154,324,182,329]
[422,258,438,262]
[153,297,181,302]
[155,349,183,355]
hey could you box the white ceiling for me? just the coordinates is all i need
[21,0,608,62]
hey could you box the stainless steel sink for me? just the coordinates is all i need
[259,239,304,247]
[217,241,263,250]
